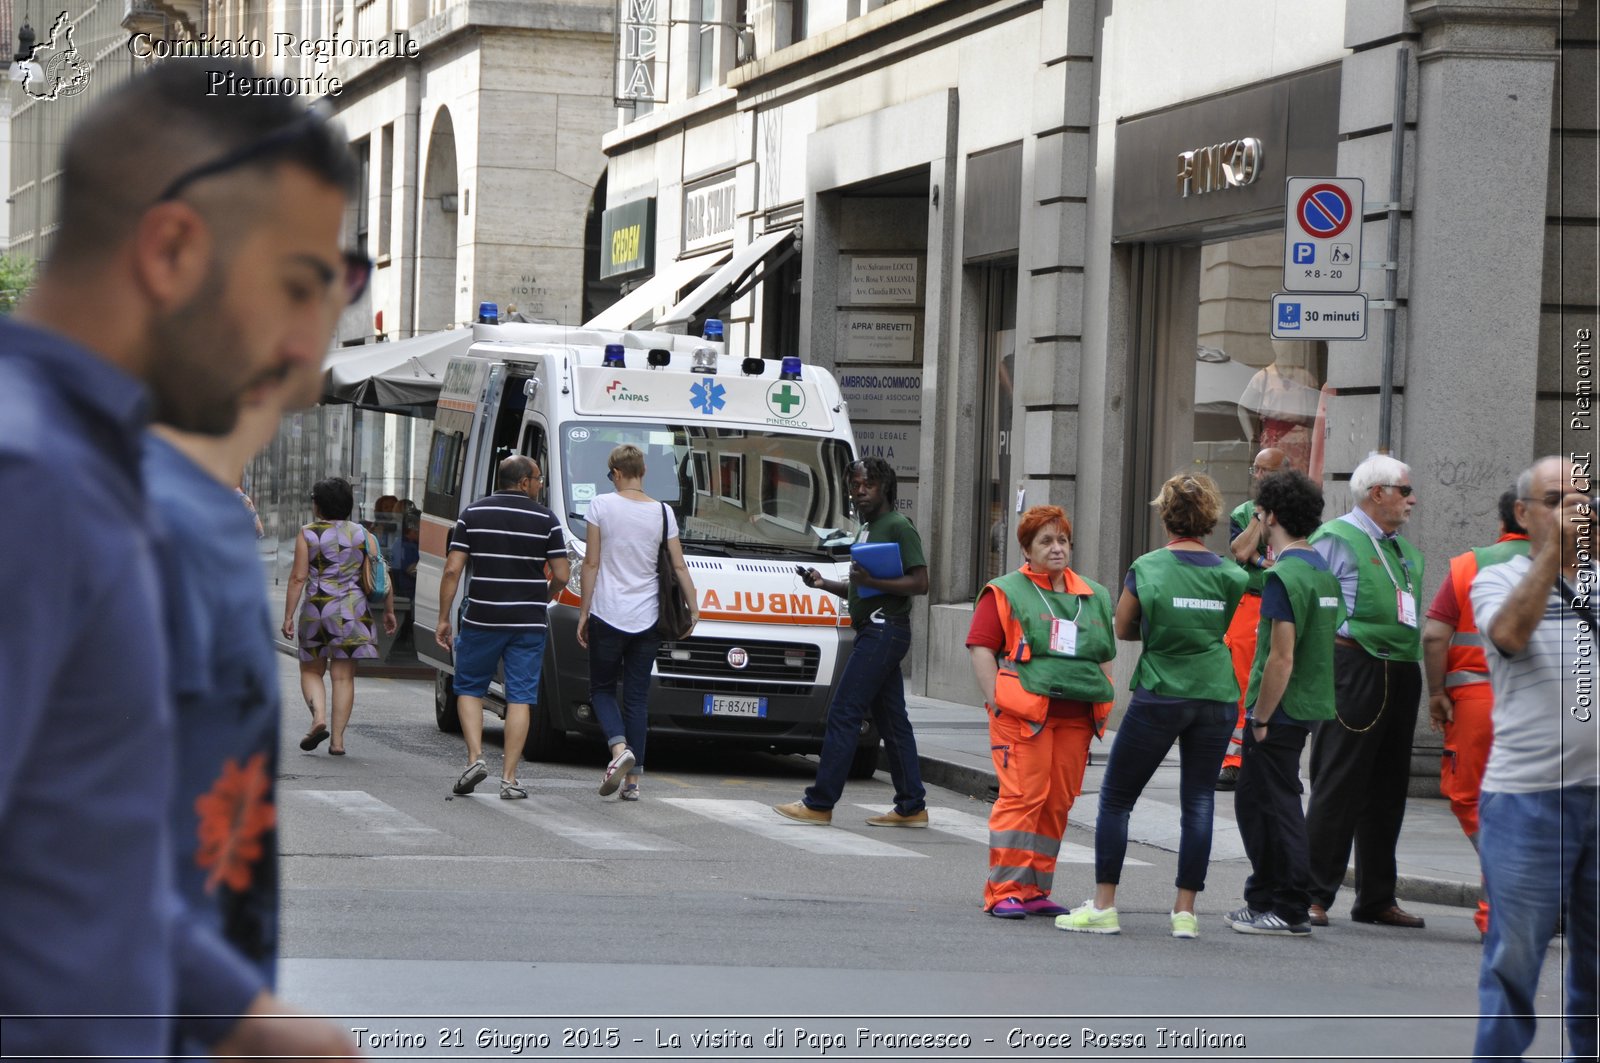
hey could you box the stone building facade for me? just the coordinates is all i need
[597,0,1597,783]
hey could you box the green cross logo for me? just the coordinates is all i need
[768,382,805,418]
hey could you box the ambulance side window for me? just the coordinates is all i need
[423,409,472,516]
[519,422,549,502]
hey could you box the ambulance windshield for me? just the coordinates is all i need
[560,421,859,557]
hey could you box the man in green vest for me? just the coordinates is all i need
[1228,469,1344,935]
[1305,453,1426,929]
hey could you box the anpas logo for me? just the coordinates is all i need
[689,378,727,416]
[19,12,91,102]
[605,380,649,403]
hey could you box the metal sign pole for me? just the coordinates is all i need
[1378,46,1410,454]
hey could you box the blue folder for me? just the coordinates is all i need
[851,542,903,599]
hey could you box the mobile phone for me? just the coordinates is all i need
[795,565,811,582]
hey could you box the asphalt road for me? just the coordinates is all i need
[274,661,1580,1062]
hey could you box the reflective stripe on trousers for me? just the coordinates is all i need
[984,708,1094,910]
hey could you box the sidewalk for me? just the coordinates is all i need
[897,693,1484,910]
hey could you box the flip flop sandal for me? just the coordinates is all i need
[300,724,330,751]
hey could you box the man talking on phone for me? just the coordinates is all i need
[775,457,930,827]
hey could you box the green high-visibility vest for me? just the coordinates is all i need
[1474,537,1531,571]
[1231,498,1270,593]
[990,569,1116,703]
[1309,518,1425,661]
[1129,549,1247,701]
[1244,552,1346,720]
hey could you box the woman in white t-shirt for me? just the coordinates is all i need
[576,444,699,799]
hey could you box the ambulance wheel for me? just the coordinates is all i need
[524,673,566,762]
[848,740,880,780]
[434,671,462,734]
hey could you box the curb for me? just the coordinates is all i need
[897,749,1481,911]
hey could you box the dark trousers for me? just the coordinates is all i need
[1304,643,1422,914]
[1235,717,1313,922]
[587,615,660,771]
[1094,692,1235,891]
[804,619,925,815]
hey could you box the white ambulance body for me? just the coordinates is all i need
[415,321,879,776]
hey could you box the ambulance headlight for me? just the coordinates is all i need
[691,347,718,374]
[565,546,584,598]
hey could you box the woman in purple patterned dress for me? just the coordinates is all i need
[280,477,395,755]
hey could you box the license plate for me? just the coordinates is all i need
[703,694,767,718]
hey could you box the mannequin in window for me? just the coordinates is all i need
[1236,342,1321,476]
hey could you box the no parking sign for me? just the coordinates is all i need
[1282,176,1364,293]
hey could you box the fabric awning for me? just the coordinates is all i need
[583,250,730,331]
[322,329,476,409]
[655,228,796,328]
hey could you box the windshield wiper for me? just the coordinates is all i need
[682,536,828,559]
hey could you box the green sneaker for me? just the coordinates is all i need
[1055,902,1120,935]
[1170,910,1199,939]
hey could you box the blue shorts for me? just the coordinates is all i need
[453,627,546,703]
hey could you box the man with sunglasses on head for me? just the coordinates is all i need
[0,60,361,1057]
[1468,457,1597,1063]
[1303,452,1428,930]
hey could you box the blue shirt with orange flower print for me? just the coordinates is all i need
[146,434,279,1037]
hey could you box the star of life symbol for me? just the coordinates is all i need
[20,12,91,102]
[689,378,726,415]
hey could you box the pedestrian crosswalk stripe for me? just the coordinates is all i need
[290,791,440,838]
[851,804,1147,865]
[482,795,685,851]
[662,799,927,858]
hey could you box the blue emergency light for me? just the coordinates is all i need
[779,356,803,380]
[603,343,626,368]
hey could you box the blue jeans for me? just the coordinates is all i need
[1094,691,1235,891]
[1474,786,1598,1063]
[804,619,925,815]
[587,615,660,772]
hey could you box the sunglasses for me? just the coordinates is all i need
[1378,484,1414,497]
[155,110,371,306]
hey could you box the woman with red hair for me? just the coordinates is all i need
[967,505,1116,919]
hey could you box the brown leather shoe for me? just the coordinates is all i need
[1307,904,1330,927]
[865,808,929,828]
[1352,905,1426,929]
[773,801,831,825]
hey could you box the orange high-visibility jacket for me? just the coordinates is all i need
[1444,533,1531,690]
[985,566,1114,736]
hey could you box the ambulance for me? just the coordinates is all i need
[414,317,881,778]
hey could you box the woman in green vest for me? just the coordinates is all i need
[966,505,1116,919]
[1057,474,1247,938]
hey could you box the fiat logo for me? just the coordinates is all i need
[726,646,749,670]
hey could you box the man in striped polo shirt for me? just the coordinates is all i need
[435,455,570,798]
[1470,456,1597,1063]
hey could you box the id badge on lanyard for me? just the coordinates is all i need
[1049,617,1078,655]
[1397,589,1418,628]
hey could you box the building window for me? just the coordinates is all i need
[975,264,1017,593]
[352,137,371,256]
[378,125,394,258]
[779,0,806,47]
[1125,231,1330,567]
[693,0,717,94]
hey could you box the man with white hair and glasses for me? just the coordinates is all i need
[1303,453,1428,929]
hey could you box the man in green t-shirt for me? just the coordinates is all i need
[776,458,931,827]
[1227,470,1344,936]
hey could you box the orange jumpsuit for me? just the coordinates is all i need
[971,568,1112,911]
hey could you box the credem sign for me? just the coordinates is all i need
[600,198,655,280]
